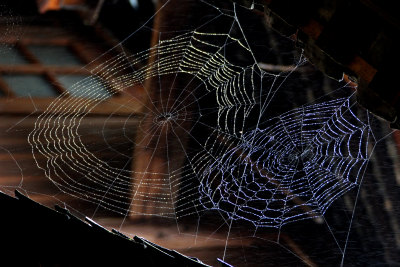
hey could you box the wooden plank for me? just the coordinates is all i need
[0,76,16,97]
[0,114,140,130]
[0,96,144,115]
[20,38,71,46]
[43,72,67,94]
[0,64,90,75]
[15,42,40,64]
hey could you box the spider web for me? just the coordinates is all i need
[28,2,276,219]
[1,0,399,266]
[195,97,373,227]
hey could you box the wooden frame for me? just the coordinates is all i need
[0,17,143,116]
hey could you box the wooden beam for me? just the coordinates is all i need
[0,76,16,97]
[0,96,144,115]
[129,0,206,219]
[15,42,41,64]
[0,64,91,75]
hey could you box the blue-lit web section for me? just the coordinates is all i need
[191,96,374,227]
